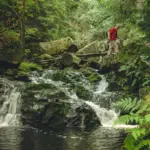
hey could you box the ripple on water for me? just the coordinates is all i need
[0,126,125,150]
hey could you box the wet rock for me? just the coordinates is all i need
[21,70,102,129]
[21,83,100,129]
[60,52,81,68]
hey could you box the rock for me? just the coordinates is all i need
[67,44,78,53]
[21,69,102,129]
[0,61,20,75]
[21,82,100,129]
[60,52,81,67]
[39,37,74,55]
[76,40,108,55]
[39,54,53,60]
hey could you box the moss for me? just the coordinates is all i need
[88,73,101,83]
[76,86,92,99]
[19,62,42,72]
[39,37,73,55]
[39,54,53,60]
[5,69,17,76]
[80,67,101,83]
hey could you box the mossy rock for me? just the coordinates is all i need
[79,67,102,83]
[39,54,53,60]
[19,62,42,72]
[39,37,74,55]
[60,52,81,67]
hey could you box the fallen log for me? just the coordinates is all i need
[38,52,107,65]
[76,52,107,57]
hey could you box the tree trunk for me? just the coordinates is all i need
[20,0,26,49]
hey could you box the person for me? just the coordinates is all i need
[107,24,121,55]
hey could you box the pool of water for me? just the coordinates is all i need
[0,126,125,150]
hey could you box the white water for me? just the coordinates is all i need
[0,84,21,127]
[85,101,118,127]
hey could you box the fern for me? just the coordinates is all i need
[115,97,141,113]
[115,113,143,125]
[115,97,150,150]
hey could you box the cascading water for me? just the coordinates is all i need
[29,70,119,128]
[0,79,21,127]
[85,101,118,127]
[85,77,118,127]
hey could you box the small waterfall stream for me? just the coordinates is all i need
[29,70,119,128]
[85,77,118,127]
[0,79,21,127]
[0,71,127,150]
[85,101,118,127]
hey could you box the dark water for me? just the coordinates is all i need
[0,126,125,150]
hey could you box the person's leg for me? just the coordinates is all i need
[107,41,113,55]
[114,41,119,54]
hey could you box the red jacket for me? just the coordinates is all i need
[109,27,117,41]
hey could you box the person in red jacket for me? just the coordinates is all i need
[107,24,121,55]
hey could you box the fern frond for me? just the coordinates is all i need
[115,113,143,125]
[115,97,141,113]
[135,140,150,150]
[122,134,135,150]
[130,128,146,140]
[144,114,150,123]
[137,102,150,114]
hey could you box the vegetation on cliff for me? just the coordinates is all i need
[0,0,150,149]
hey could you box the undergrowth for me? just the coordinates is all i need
[114,97,150,150]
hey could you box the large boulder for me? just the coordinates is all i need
[21,82,100,129]
[21,69,102,129]
[39,37,76,55]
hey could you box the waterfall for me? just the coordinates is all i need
[85,77,118,127]
[85,101,118,127]
[29,71,119,128]
[0,79,21,127]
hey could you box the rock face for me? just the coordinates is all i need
[39,37,75,55]
[20,69,103,129]
[21,82,100,129]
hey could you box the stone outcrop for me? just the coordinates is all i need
[39,37,76,55]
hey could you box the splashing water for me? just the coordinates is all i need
[85,101,118,127]
[30,70,119,128]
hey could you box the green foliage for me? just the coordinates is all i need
[115,97,150,150]
[118,54,150,93]
[19,62,42,72]
[115,97,142,114]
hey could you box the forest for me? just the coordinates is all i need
[0,0,150,150]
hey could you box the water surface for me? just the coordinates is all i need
[0,126,125,150]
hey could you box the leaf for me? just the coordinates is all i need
[27,0,34,5]
[132,79,137,87]
[145,114,150,123]
[136,140,150,150]
[131,128,146,140]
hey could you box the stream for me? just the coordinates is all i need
[0,70,126,150]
